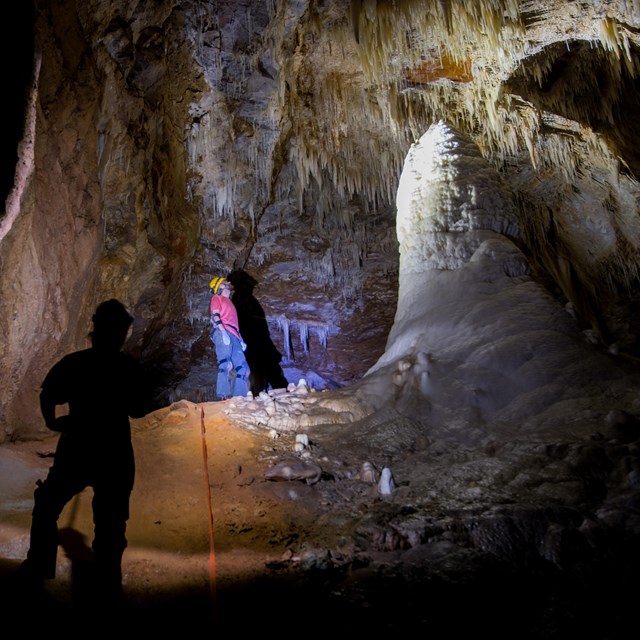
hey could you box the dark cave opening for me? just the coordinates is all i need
[0,3,36,208]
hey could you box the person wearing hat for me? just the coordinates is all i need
[209,276,250,400]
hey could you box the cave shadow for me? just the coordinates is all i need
[2,551,636,637]
[0,526,126,629]
[56,526,100,606]
[226,269,289,396]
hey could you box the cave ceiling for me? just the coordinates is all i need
[1,0,640,439]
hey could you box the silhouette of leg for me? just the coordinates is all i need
[58,526,95,605]
[92,466,133,602]
[25,471,83,579]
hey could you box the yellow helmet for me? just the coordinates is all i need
[209,276,225,294]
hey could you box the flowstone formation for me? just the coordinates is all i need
[358,121,640,440]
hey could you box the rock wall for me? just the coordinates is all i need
[1,1,640,441]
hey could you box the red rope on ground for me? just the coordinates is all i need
[200,405,218,626]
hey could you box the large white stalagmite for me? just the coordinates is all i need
[224,121,640,445]
[357,122,640,444]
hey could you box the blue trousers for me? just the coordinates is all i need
[211,330,249,399]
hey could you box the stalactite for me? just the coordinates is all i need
[316,324,329,350]
[183,0,640,317]
[276,315,291,360]
[274,315,331,360]
[299,322,309,353]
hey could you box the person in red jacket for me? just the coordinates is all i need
[209,276,250,399]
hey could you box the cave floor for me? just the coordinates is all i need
[0,400,633,637]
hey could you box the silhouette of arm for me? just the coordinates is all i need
[39,387,58,431]
[39,357,74,432]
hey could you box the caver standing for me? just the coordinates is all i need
[209,276,250,399]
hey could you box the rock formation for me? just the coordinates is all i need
[1,4,640,633]
[3,0,640,440]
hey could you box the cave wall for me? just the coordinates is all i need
[1,0,640,442]
[0,1,105,440]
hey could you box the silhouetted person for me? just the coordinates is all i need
[20,299,150,602]
[226,269,288,396]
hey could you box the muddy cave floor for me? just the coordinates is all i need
[0,396,637,637]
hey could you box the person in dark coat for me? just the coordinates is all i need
[226,269,288,396]
[20,299,151,602]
